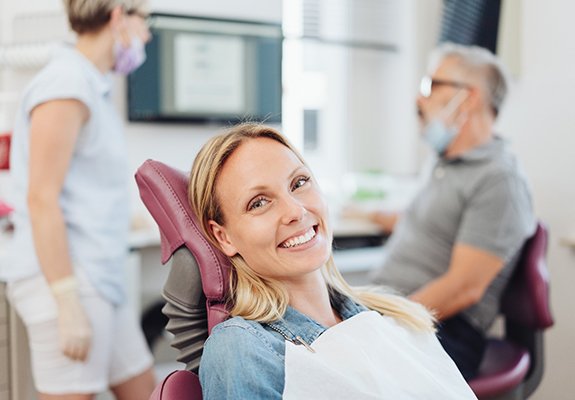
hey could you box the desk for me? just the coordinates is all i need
[2,216,387,298]
[133,217,388,363]
[130,216,387,279]
[130,216,385,246]
[1,219,388,396]
[0,233,35,400]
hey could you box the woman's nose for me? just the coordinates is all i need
[280,196,307,225]
[143,27,152,43]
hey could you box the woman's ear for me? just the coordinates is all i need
[209,220,238,257]
[108,5,125,32]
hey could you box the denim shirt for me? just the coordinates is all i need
[199,292,367,399]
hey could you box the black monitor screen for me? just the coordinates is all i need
[128,14,282,123]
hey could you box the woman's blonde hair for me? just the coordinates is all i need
[62,0,147,34]
[189,123,434,332]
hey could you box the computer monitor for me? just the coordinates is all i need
[128,13,283,124]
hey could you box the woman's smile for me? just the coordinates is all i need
[279,226,318,249]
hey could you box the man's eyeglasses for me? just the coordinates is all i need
[419,76,471,98]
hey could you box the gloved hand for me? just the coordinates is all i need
[50,276,92,361]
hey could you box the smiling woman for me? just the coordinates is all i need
[188,123,478,399]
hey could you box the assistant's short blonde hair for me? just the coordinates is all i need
[189,123,435,332]
[62,0,147,34]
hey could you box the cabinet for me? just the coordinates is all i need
[0,283,9,399]
[0,282,35,400]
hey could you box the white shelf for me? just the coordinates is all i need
[128,228,161,250]
[333,246,386,274]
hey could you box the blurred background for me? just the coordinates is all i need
[1,0,574,399]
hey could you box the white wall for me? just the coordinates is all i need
[123,0,283,216]
[2,0,575,397]
[283,0,442,211]
[0,0,282,216]
[149,0,281,23]
[496,1,575,397]
[0,1,282,397]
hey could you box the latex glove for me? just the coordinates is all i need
[50,276,92,361]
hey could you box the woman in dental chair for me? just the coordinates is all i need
[190,123,477,399]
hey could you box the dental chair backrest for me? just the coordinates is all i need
[136,159,232,399]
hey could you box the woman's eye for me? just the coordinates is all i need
[248,197,269,211]
[292,176,310,191]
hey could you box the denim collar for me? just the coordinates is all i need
[265,291,367,346]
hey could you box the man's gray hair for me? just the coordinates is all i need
[429,43,509,117]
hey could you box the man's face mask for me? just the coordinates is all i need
[422,90,468,154]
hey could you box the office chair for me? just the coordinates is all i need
[468,222,553,400]
[137,160,554,400]
[136,159,232,400]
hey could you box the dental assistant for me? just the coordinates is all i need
[1,1,155,398]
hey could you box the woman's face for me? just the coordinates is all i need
[122,9,151,44]
[210,137,332,282]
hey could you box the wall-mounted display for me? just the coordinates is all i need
[128,14,282,124]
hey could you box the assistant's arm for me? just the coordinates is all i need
[27,99,88,284]
[27,99,92,360]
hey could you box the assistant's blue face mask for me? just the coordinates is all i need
[421,90,468,154]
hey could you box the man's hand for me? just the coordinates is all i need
[341,205,399,233]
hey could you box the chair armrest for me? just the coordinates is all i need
[150,370,202,400]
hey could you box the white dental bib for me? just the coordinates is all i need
[282,311,477,399]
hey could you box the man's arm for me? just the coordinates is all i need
[341,206,400,234]
[368,210,400,233]
[409,243,504,320]
[411,168,534,320]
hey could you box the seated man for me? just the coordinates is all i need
[363,43,535,380]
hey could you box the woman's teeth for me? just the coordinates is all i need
[281,227,316,248]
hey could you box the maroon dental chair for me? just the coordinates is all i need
[467,222,553,399]
[136,159,231,400]
[136,159,553,400]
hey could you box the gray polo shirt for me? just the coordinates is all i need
[371,136,535,332]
